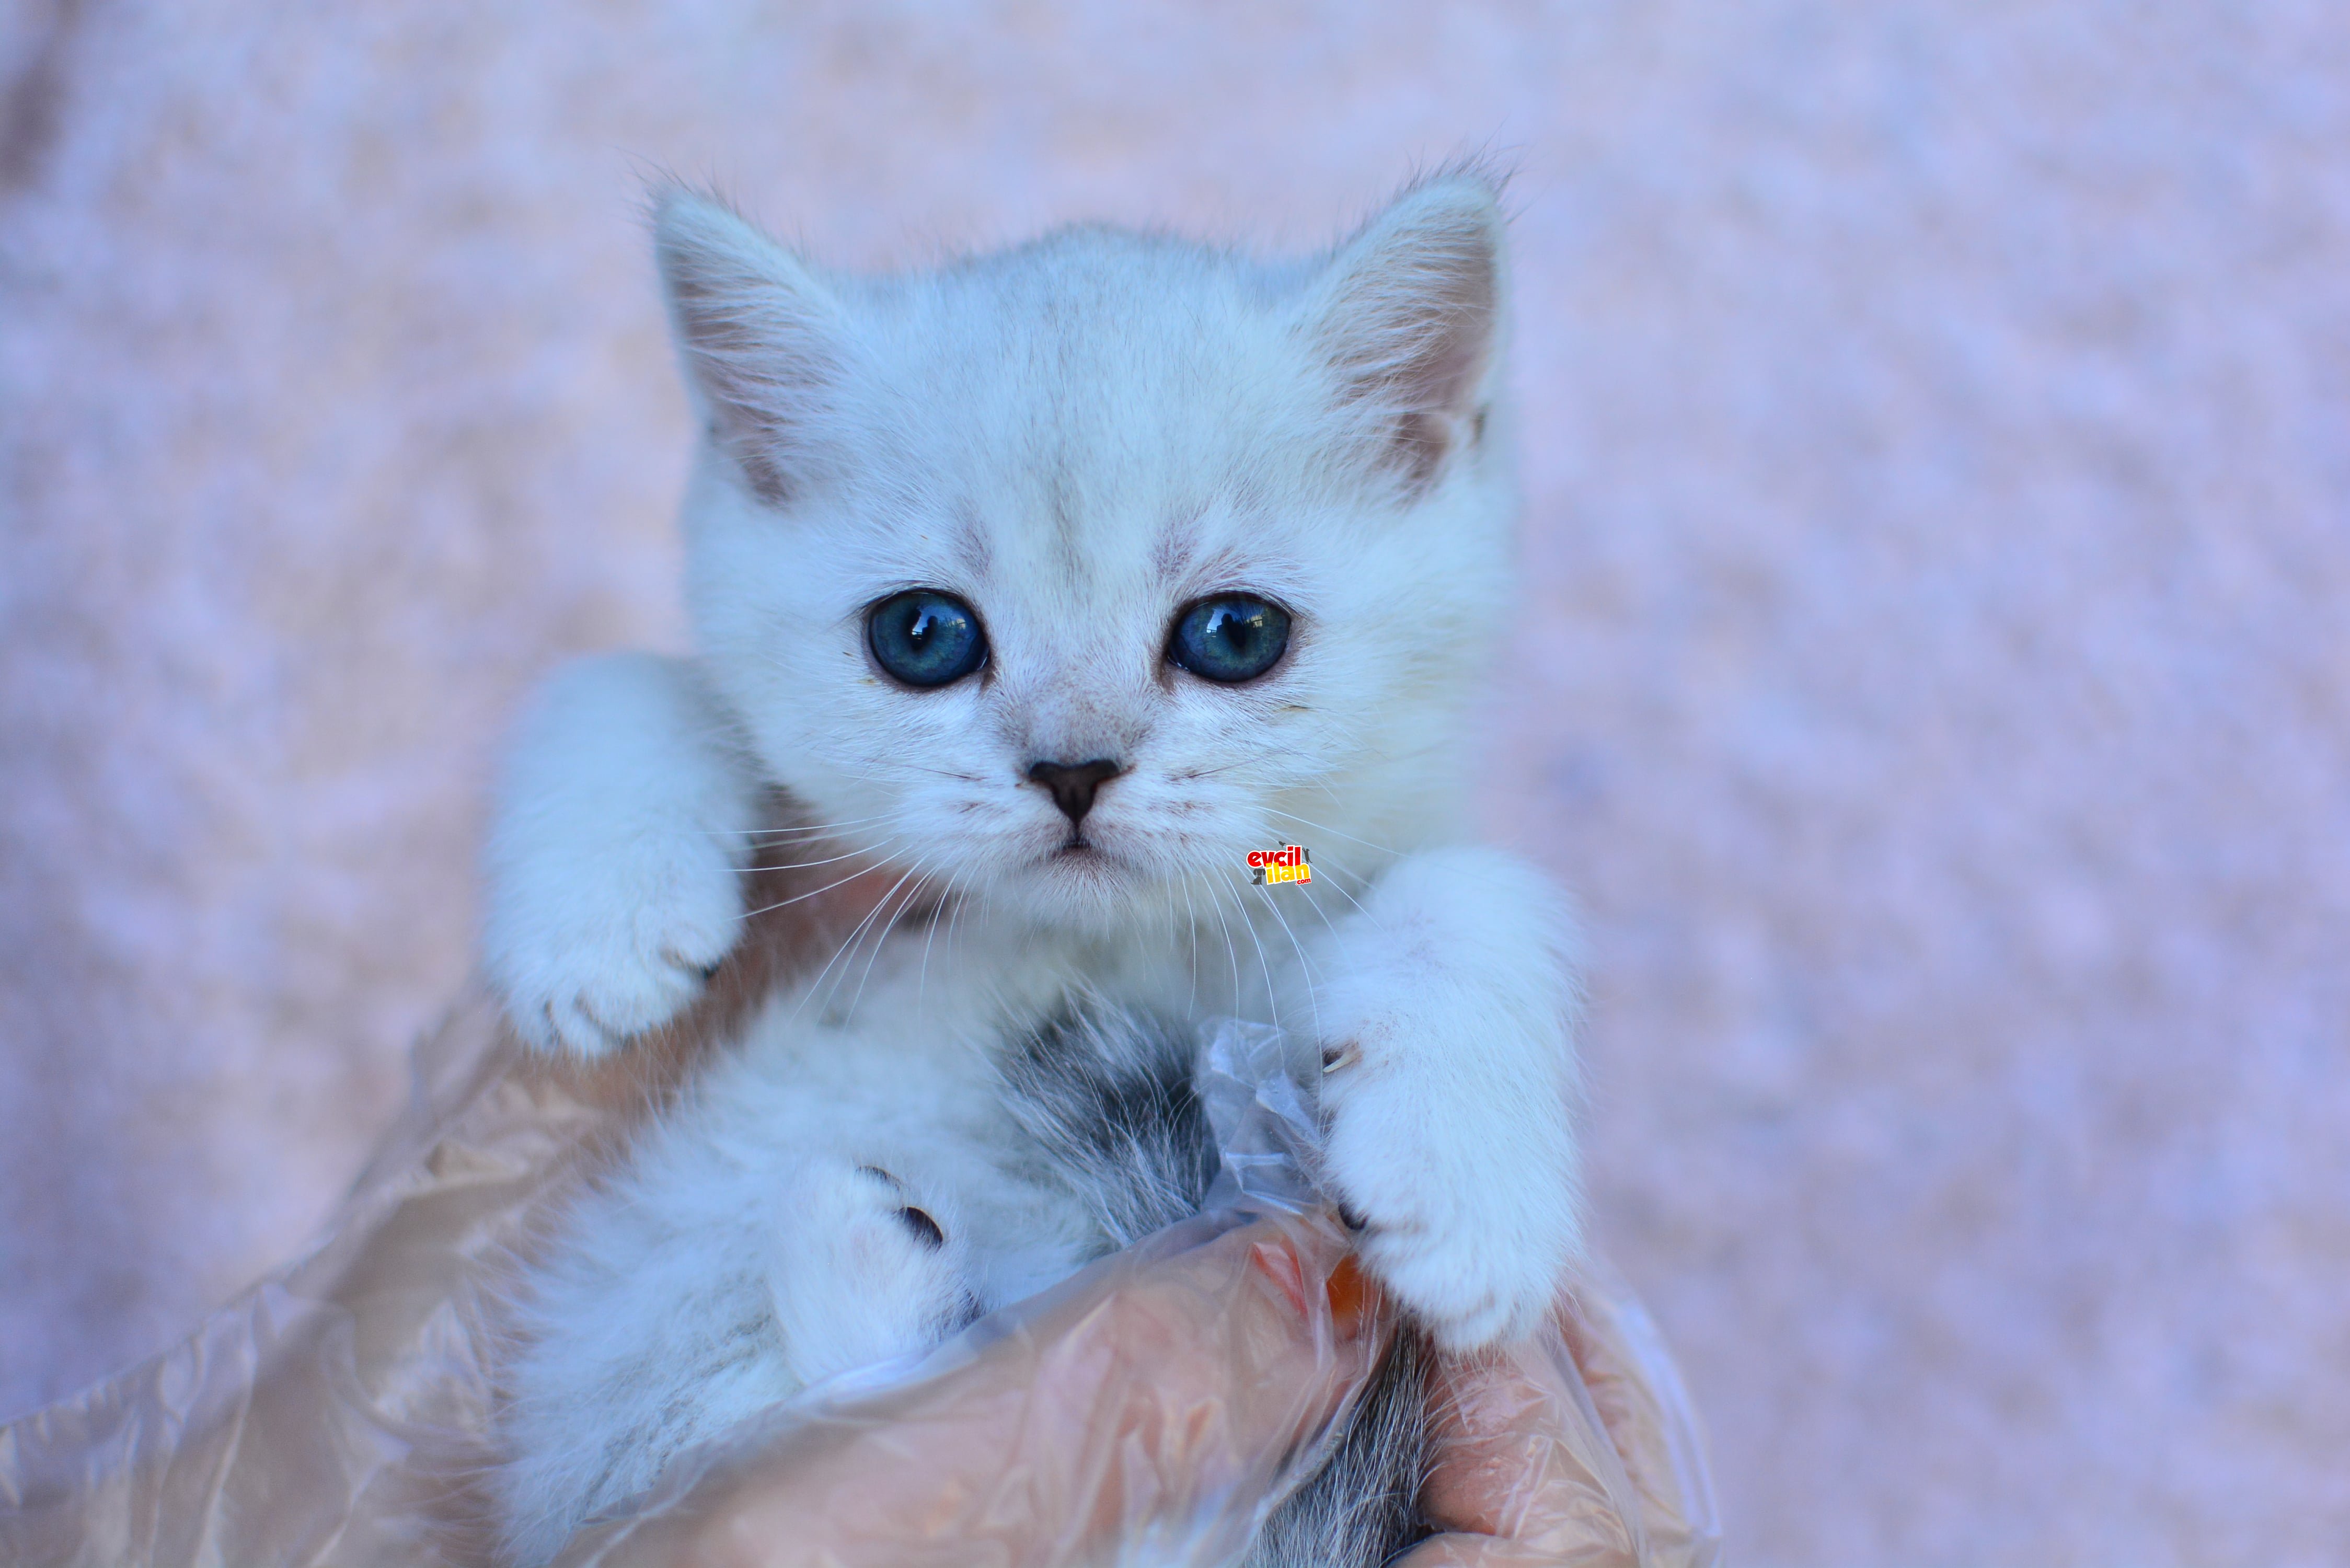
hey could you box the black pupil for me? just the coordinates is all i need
[1207,605,1261,655]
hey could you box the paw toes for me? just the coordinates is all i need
[568,993,625,1040]
[1378,1249,1547,1350]
[505,998,557,1053]
[657,943,726,984]
[894,1206,946,1249]
[547,998,620,1058]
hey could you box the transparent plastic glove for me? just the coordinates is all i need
[566,1212,1384,1567]
[1405,1275,1721,1568]
[562,1221,1720,1568]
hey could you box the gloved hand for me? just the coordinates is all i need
[580,1211,1714,1568]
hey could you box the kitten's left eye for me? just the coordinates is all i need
[1167,593,1292,684]
[867,590,987,688]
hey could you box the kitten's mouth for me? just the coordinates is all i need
[1045,831,1128,872]
[1031,829,1134,887]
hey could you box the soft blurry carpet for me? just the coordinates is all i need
[3,3,2345,1563]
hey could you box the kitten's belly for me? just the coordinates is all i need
[495,940,1099,1564]
[500,921,1242,1563]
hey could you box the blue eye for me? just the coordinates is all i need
[1167,594,1292,684]
[867,590,987,687]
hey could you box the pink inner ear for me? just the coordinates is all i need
[1391,409,1452,488]
[1377,269,1495,483]
[655,197,840,508]
[665,263,836,505]
[1394,263,1500,410]
[1313,194,1503,486]
[666,269,799,503]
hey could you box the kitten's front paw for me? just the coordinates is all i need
[481,653,763,1058]
[1305,847,1584,1350]
[483,821,744,1057]
[770,1163,976,1387]
[1321,1055,1577,1351]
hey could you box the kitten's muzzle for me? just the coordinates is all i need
[1026,758,1126,825]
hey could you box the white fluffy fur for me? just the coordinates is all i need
[484,171,1585,1564]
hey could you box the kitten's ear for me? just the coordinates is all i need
[1300,174,1505,488]
[653,189,848,506]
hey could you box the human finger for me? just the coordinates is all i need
[1402,1332,1644,1568]
[1400,1273,1718,1568]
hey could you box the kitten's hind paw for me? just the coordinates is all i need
[770,1163,977,1387]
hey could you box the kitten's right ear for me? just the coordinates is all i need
[653,189,847,507]
[1299,172,1506,491]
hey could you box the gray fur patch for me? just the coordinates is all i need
[1002,1000,1431,1568]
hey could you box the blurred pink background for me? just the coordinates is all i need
[4,3,2346,1562]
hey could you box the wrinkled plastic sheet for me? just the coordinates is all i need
[1,989,1722,1567]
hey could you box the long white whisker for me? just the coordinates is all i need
[761,843,898,873]
[734,845,902,923]
[844,862,940,1019]
[1180,873,1201,1016]
[1255,876,1324,1043]
[1293,856,1375,922]
[1250,811,1379,921]
[787,898,900,1027]
[1292,873,1351,940]
[916,865,971,1020]
[1260,806,1400,860]
[702,811,905,840]
[770,846,931,1022]
[1203,871,1246,1020]
[938,868,973,985]
[812,855,934,1020]
[1224,871,1283,1031]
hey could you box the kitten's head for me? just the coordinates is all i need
[659,172,1517,931]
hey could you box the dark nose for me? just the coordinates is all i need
[1027,758,1125,824]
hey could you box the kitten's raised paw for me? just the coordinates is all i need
[483,822,744,1057]
[1321,1057,1577,1353]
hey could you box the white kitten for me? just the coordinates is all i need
[483,169,1585,1565]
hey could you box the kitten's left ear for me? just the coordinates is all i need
[1300,173,1506,489]
[654,188,850,507]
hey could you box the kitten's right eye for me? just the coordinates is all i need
[867,590,987,688]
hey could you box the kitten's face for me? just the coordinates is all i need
[662,181,1515,931]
